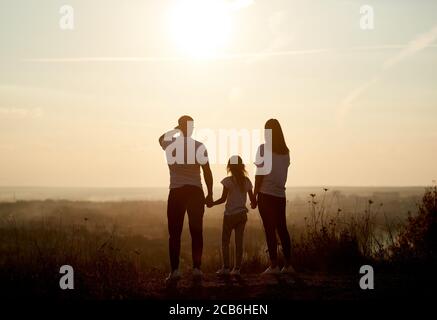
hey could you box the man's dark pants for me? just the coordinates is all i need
[167,185,205,270]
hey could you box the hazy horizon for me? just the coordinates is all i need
[0,185,428,203]
[0,184,433,188]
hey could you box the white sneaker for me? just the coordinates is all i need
[262,266,280,275]
[216,268,230,276]
[230,268,241,276]
[281,265,296,274]
[165,269,181,282]
[192,268,203,279]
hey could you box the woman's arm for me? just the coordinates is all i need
[254,144,265,198]
[210,186,228,207]
[254,175,264,198]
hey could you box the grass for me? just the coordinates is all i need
[0,187,435,299]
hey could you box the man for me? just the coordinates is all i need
[159,115,213,282]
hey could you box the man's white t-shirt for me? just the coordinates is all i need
[160,136,208,189]
[221,176,253,215]
[255,144,290,198]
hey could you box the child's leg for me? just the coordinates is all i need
[234,214,248,269]
[222,216,232,269]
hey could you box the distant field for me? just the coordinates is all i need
[0,186,434,299]
[0,185,425,201]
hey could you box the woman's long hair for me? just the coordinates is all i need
[265,119,289,155]
[227,155,247,191]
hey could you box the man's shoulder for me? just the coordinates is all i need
[193,140,208,154]
[193,139,206,147]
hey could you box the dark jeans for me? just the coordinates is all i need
[167,185,205,270]
[258,192,291,263]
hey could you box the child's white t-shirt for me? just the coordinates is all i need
[221,176,253,215]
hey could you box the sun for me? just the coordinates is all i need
[169,0,233,59]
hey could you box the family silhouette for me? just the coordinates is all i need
[159,116,295,283]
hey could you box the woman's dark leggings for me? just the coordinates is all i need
[258,193,291,262]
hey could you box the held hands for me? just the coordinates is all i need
[205,194,214,208]
[250,200,257,209]
[250,192,258,209]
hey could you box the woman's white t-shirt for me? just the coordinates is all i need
[255,144,290,198]
[221,176,253,215]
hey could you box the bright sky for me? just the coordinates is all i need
[0,0,436,187]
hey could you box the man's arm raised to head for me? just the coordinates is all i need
[159,129,180,148]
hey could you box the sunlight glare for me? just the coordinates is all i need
[169,0,233,59]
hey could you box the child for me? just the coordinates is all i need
[209,155,256,276]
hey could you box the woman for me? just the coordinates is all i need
[254,119,295,275]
